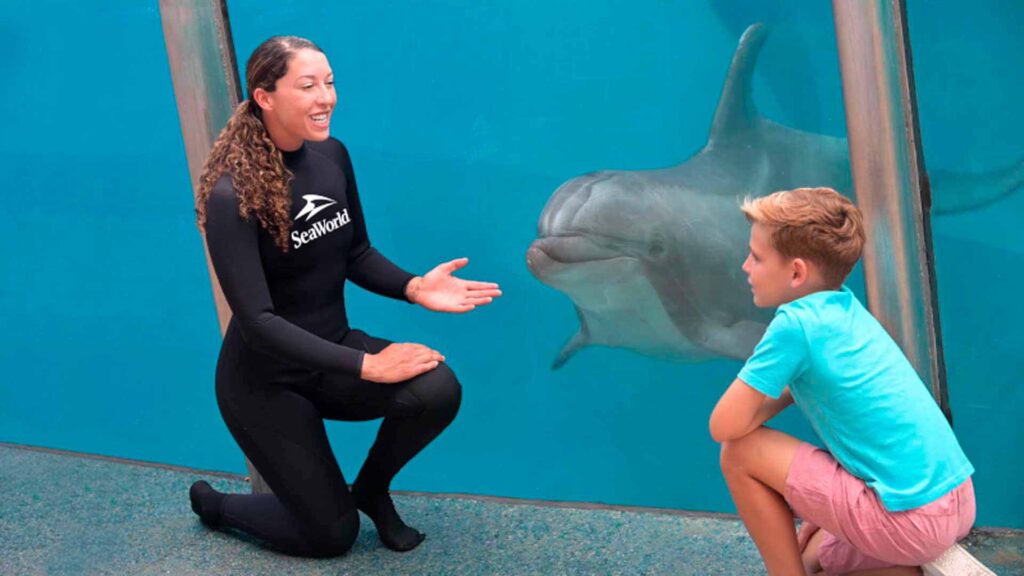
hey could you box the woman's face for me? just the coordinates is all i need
[255,48,336,150]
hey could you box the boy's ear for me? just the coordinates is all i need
[790,258,809,287]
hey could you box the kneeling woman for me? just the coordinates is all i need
[188,36,500,557]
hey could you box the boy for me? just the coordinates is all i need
[710,187,975,575]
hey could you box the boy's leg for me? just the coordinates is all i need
[800,527,918,576]
[719,427,804,575]
[784,445,967,574]
[847,565,921,569]
[801,524,826,574]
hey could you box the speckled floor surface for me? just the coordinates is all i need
[1,443,1020,575]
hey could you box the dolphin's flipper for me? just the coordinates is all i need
[708,23,769,145]
[931,157,1024,214]
[553,308,592,369]
[649,275,769,362]
[693,320,767,360]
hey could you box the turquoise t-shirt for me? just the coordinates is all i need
[737,286,974,512]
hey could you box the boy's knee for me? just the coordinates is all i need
[719,439,737,471]
[719,435,754,472]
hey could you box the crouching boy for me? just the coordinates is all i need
[710,187,975,575]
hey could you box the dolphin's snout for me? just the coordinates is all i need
[525,244,550,276]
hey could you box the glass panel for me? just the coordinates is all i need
[0,0,223,465]
[907,2,1024,529]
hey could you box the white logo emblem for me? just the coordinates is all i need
[291,208,351,250]
[295,194,338,222]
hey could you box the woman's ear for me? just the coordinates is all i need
[252,87,273,112]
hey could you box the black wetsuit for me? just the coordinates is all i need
[198,137,461,557]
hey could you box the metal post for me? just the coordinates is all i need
[832,0,950,421]
[159,0,273,493]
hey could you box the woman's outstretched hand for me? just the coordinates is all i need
[406,257,502,313]
[361,343,445,384]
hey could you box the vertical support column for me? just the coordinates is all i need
[832,0,950,421]
[160,0,274,492]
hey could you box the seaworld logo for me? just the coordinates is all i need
[295,194,338,222]
[292,209,350,249]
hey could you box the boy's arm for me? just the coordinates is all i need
[757,386,793,428]
[709,380,793,443]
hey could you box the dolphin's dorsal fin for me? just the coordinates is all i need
[708,23,768,144]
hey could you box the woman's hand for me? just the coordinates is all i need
[406,257,502,313]
[361,343,445,384]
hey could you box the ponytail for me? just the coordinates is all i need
[195,99,294,251]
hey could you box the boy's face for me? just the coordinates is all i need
[742,222,798,308]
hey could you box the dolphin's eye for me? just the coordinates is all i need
[649,241,665,258]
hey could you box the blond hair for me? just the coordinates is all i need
[741,187,865,287]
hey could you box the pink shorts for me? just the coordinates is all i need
[784,442,975,574]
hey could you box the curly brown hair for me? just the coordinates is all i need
[195,36,324,251]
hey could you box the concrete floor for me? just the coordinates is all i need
[1,443,1020,575]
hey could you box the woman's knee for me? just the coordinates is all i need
[426,361,462,412]
[303,508,360,558]
[396,362,462,419]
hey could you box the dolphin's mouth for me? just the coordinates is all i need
[526,235,639,283]
[528,235,623,264]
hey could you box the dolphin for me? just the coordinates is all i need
[526,23,1023,369]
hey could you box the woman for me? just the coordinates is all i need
[188,36,501,557]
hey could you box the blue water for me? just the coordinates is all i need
[0,0,1020,528]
